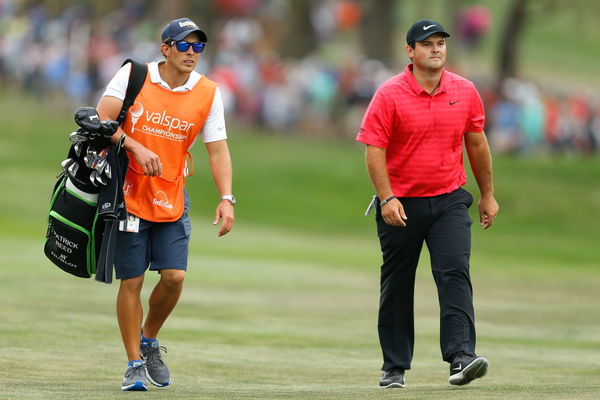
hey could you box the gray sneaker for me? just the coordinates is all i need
[379,369,405,388]
[140,340,172,387]
[121,361,148,391]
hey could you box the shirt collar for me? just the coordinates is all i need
[148,61,200,91]
[404,63,447,96]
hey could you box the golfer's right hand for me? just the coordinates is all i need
[133,146,162,177]
[381,198,408,227]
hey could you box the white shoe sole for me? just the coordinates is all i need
[145,368,172,387]
[381,382,405,388]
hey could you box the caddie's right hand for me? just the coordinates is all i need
[381,198,408,227]
[132,145,162,177]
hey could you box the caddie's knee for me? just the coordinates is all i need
[119,275,145,293]
[160,269,186,290]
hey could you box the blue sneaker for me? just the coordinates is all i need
[140,340,172,387]
[121,361,148,391]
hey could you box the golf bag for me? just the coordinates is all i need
[44,59,147,282]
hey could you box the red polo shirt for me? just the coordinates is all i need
[356,64,485,197]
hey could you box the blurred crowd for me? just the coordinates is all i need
[483,79,600,155]
[0,0,392,139]
[1,0,598,155]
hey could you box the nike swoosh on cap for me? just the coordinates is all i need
[423,24,437,30]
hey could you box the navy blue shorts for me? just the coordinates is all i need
[115,192,192,280]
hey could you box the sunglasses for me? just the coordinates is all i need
[167,40,205,53]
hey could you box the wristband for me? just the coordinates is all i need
[116,134,126,152]
[379,195,396,207]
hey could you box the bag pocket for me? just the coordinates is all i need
[45,212,93,278]
[44,178,100,278]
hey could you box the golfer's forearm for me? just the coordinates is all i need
[466,135,494,197]
[365,145,394,200]
[472,164,494,197]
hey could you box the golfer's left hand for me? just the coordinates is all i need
[213,201,234,237]
[479,195,499,230]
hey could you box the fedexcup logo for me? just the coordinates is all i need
[152,191,174,209]
[129,102,144,132]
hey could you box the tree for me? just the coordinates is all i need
[496,0,528,93]
[358,0,395,66]
[280,1,318,59]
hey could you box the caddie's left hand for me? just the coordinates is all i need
[479,194,499,230]
[213,200,234,237]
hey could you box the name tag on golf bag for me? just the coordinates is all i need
[45,177,103,278]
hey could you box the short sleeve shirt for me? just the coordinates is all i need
[356,64,485,197]
[103,61,227,144]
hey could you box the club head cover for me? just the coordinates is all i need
[99,120,119,138]
[74,107,102,132]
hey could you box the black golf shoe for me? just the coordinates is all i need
[448,353,488,385]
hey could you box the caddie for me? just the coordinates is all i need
[96,17,235,391]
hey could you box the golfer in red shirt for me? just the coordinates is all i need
[357,19,499,388]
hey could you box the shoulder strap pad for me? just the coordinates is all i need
[117,59,147,124]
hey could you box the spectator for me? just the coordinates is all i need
[0,1,596,154]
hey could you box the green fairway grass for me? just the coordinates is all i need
[2,224,600,399]
[1,91,599,399]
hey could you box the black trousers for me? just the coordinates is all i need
[376,187,476,371]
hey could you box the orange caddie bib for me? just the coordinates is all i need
[120,72,217,222]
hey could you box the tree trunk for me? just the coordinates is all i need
[359,0,395,66]
[496,0,528,93]
[280,1,318,59]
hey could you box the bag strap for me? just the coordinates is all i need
[116,59,147,124]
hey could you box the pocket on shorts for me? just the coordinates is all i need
[180,211,192,239]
